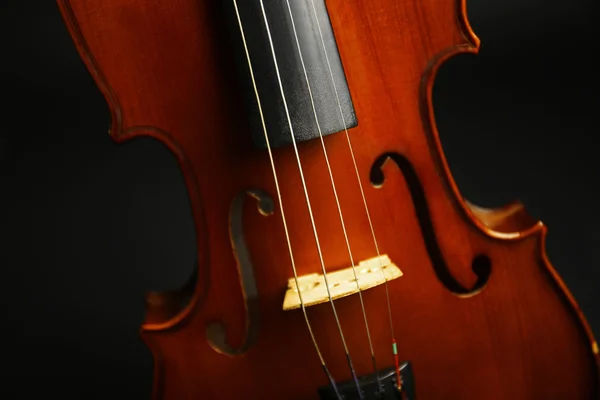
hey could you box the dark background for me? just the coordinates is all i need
[0,0,597,398]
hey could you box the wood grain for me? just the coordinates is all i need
[56,0,600,398]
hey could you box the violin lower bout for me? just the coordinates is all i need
[140,226,598,399]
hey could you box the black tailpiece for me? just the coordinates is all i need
[318,361,415,400]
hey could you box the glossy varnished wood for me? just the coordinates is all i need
[57,0,600,398]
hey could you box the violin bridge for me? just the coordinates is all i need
[282,255,402,311]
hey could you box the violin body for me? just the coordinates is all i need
[57,0,599,398]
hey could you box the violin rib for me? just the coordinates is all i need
[57,0,599,398]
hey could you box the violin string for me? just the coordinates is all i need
[256,0,364,397]
[232,1,342,398]
[284,0,382,393]
[307,0,404,387]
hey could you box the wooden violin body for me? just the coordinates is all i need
[57,0,599,398]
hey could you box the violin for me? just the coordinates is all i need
[56,0,600,398]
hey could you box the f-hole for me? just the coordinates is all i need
[370,152,491,295]
[206,189,274,355]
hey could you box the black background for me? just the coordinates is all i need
[0,0,598,398]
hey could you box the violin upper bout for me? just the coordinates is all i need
[56,0,239,147]
[458,0,480,50]
[430,0,481,55]
[337,0,479,51]
[419,0,481,72]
